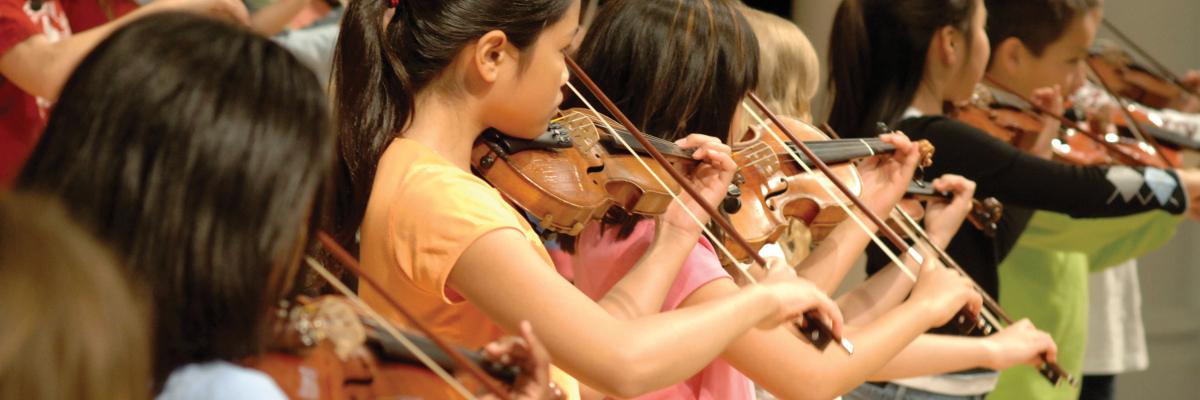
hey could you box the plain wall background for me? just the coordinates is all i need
[791,0,1200,398]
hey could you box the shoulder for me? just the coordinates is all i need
[896,116,997,143]
[378,139,517,224]
[157,361,287,400]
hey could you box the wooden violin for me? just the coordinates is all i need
[953,84,1171,168]
[472,108,697,235]
[1088,42,1199,112]
[248,295,519,400]
[724,115,936,262]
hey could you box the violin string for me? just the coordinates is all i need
[304,256,481,400]
[741,101,918,282]
[564,81,762,283]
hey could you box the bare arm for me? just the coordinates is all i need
[687,272,976,400]
[0,0,248,100]
[451,229,835,398]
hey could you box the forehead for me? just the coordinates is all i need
[1046,14,1097,55]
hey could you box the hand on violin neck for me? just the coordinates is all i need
[908,263,982,329]
[1030,85,1065,159]
[755,262,845,339]
[658,134,736,234]
[479,321,564,400]
[980,319,1059,371]
[922,174,978,249]
[857,132,922,216]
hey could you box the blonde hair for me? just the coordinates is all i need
[736,5,821,136]
[0,192,150,400]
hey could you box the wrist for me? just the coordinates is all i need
[978,336,1001,370]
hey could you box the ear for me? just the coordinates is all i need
[472,30,511,84]
[933,26,961,67]
[991,37,1027,76]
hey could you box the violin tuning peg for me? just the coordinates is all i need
[875,122,892,135]
[722,185,743,214]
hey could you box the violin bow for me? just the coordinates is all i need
[741,93,984,333]
[885,203,1078,386]
[983,76,1167,168]
[310,231,515,400]
[563,56,853,353]
[1100,18,1200,97]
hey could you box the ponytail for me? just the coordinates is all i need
[328,0,574,255]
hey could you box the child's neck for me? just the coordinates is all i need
[404,91,487,171]
[910,79,947,117]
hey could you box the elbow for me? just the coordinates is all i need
[586,342,672,398]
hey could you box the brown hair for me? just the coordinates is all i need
[985,0,1100,62]
[0,192,150,400]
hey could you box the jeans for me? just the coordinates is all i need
[843,382,987,400]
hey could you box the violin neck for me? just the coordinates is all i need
[600,128,696,159]
[364,321,519,385]
[904,180,950,201]
[783,138,896,167]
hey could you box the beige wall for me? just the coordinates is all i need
[793,0,1200,397]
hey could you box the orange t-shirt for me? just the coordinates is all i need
[358,138,578,399]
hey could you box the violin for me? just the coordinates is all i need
[904,180,1004,238]
[725,115,950,262]
[727,116,898,262]
[248,295,519,400]
[472,108,697,235]
[1088,43,1199,112]
[953,84,1171,168]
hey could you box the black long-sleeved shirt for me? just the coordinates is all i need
[857,116,1189,298]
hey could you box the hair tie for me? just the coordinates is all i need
[388,0,397,8]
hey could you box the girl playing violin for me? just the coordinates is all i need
[0,192,150,400]
[738,4,1062,392]
[331,0,844,398]
[829,0,1200,398]
[552,1,984,398]
[17,13,557,399]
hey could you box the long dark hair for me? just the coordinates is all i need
[827,0,978,138]
[568,0,759,144]
[16,13,333,390]
[560,0,758,249]
[330,0,573,254]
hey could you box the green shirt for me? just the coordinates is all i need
[988,210,1180,400]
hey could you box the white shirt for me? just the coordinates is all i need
[157,361,287,400]
[1083,260,1150,374]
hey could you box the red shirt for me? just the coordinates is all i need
[60,0,135,32]
[0,0,69,186]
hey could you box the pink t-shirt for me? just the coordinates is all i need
[548,219,753,400]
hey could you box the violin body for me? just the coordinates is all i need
[473,108,695,235]
[725,117,872,263]
[1088,49,1196,111]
